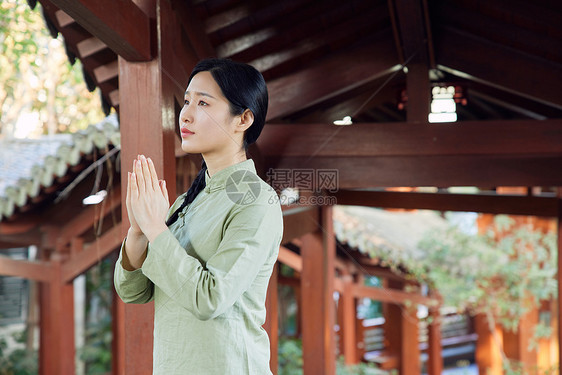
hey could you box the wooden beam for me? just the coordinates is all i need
[436,1,562,71]
[109,89,120,106]
[259,119,562,158]
[49,0,151,61]
[390,0,433,65]
[0,256,52,282]
[39,0,120,113]
[228,1,386,70]
[470,90,547,120]
[0,217,41,235]
[436,27,562,109]
[58,186,121,244]
[159,0,198,103]
[278,246,302,272]
[453,0,562,42]
[266,154,562,188]
[332,190,558,217]
[170,0,215,59]
[463,81,562,119]
[352,284,435,306]
[347,262,410,283]
[61,224,122,283]
[281,206,320,244]
[77,36,107,58]
[259,119,562,187]
[54,9,74,27]
[94,60,119,83]
[389,0,434,125]
[266,36,399,121]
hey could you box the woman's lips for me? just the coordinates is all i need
[181,129,194,137]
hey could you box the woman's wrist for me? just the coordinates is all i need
[123,228,148,270]
[144,224,168,243]
[128,226,146,239]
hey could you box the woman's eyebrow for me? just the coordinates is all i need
[184,90,216,99]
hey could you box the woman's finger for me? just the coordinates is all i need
[126,172,131,204]
[130,170,139,198]
[140,156,153,192]
[147,157,160,191]
[160,180,169,203]
[135,159,146,193]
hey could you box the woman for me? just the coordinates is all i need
[114,58,283,374]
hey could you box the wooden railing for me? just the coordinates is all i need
[352,313,477,369]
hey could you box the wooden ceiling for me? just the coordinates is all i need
[37,0,562,124]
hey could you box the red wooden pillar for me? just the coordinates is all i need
[401,302,420,374]
[426,306,442,375]
[341,273,358,365]
[355,273,365,361]
[503,307,538,370]
[264,262,279,374]
[112,288,125,375]
[385,279,420,374]
[475,313,503,375]
[39,254,75,375]
[114,1,178,371]
[300,205,336,375]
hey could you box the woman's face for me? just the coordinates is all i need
[179,71,242,156]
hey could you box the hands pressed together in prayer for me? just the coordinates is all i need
[126,155,170,244]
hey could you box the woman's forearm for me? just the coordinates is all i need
[122,227,149,271]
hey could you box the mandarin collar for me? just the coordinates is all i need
[203,159,256,193]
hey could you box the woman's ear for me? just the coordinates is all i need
[237,109,255,132]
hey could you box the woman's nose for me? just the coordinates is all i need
[180,105,193,124]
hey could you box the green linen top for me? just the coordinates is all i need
[114,158,283,375]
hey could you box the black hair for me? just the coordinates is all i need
[166,58,268,226]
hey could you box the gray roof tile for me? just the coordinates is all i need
[0,115,120,220]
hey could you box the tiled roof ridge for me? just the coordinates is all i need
[0,115,120,221]
[333,205,450,278]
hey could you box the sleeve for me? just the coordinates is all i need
[113,193,187,304]
[113,238,154,304]
[140,196,283,321]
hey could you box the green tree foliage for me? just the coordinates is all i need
[0,329,37,375]
[0,0,104,138]
[418,215,556,330]
[417,214,557,373]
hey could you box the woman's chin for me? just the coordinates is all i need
[181,141,200,154]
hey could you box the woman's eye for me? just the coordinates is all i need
[184,99,189,105]
[198,100,208,106]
